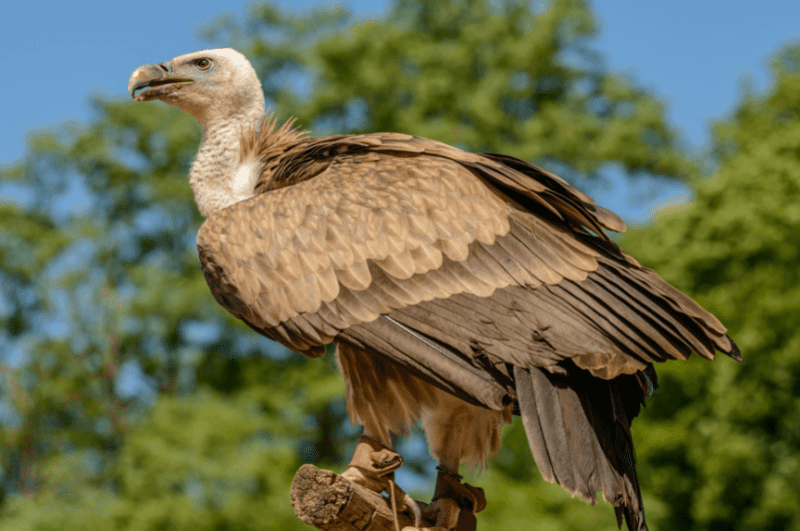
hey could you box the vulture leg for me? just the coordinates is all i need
[336,342,503,530]
[337,344,428,526]
[340,431,404,492]
[341,431,423,528]
[411,394,497,531]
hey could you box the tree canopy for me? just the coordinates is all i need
[1,1,797,529]
[619,44,800,530]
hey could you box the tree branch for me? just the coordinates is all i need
[291,464,432,530]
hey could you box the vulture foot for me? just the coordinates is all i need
[411,469,486,531]
[341,435,422,527]
[341,435,403,491]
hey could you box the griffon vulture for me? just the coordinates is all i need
[129,48,741,531]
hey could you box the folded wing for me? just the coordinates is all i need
[196,131,740,531]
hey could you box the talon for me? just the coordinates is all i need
[341,435,404,493]
[433,470,487,513]
[402,492,423,528]
[422,497,461,529]
[341,435,422,528]
[419,469,486,531]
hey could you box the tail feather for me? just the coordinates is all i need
[514,364,649,531]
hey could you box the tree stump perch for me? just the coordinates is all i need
[291,464,433,530]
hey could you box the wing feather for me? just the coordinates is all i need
[194,129,740,531]
[198,130,737,376]
[336,259,372,291]
[367,264,423,307]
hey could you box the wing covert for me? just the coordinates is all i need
[197,133,733,383]
[197,141,518,334]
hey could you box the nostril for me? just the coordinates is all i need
[157,62,171,73]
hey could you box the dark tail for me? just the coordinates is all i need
[514,363,652,531]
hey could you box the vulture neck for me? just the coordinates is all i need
[189,106,264,218]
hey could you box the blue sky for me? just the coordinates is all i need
[2,0,799,220]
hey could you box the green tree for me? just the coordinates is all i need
[619,44,800,530]
[1,0,714,529]
[215,0,692,186]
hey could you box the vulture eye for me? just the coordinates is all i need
[195,58,212,70]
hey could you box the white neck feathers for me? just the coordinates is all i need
[189,113,263,218]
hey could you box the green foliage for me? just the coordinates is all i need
[0,390,310,530]
[620,43,800,530]
[212,0,693,186]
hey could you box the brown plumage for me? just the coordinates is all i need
[130,48,741,531]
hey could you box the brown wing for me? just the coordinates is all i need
[196,132,740,531]
[199,134,516,337]
[198,132,735,373]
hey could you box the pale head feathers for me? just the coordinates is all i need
[130,49,304,217]
[129,47,265,131]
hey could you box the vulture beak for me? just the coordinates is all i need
[128,60,194,101]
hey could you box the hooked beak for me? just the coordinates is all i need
[128,60,194,101]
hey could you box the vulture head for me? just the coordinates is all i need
[128,48,265,129]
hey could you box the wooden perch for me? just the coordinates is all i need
[291,464,432,530]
